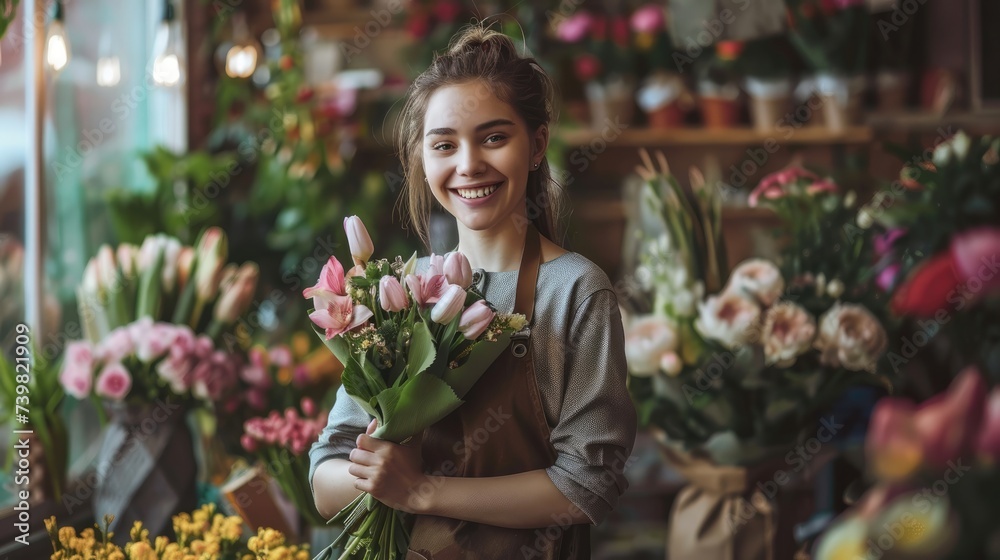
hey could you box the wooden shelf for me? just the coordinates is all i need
[554,126,873,148]
[572,201,777,222]
[867,110,1000,133]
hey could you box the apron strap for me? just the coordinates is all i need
[513,225,541,324]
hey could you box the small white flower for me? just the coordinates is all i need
[624,315,679,376]
[725,259,785,307]
[761,303,816,367]
[815,303,888,373]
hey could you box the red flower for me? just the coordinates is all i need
[591,16,608,41]
[432,0,462,24]
[890,251,960,318]
[407,12,431,39]
[296,86,314,103]
[279,55,294,71]
[574,53,602,83]
[611,17,629,47]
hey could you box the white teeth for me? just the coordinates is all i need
[457,183,499,199]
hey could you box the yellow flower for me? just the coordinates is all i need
[291,332,310,359]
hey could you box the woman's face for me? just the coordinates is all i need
[422,80,546,234]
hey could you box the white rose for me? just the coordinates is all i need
[624,315,679,376]
[725,259,785,306]
[695,292,762,350]
[762,302,817,367]
[815,303,887,373]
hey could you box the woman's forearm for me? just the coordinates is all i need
[418,468,592,529]
[312,458,364,519]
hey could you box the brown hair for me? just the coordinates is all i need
[395,22,566,250]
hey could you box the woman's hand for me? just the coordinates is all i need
[348,419,430,514]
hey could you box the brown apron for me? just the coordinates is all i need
[406,226,590,560]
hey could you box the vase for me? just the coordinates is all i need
[698,81,742,129]
[636,71,688,129]
[876,70,910,112]
[93,399,198,544]
[745,77,792,133]
[585,76,635,131]
[815,73,865,131]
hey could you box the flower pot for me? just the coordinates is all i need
[745,78,792,132]
[698,81,742,129]
[93,399,198,544]
[876,70,910,112]
[648,103,686,128]
[637,71,688,129]
[585,76,635,130]
[699,96,742,129]
[815,74,865,131]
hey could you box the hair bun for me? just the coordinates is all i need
[446,24,519,62]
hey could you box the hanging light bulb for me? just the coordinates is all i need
[224,12,262,79]
[152,0,185,87]
[45,1,70,73]
[96,29,120,87]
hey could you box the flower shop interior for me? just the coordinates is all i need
[1,0,1000,559]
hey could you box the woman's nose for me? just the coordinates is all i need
[456,145,486,177]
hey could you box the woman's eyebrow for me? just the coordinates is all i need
[425,118,516,137]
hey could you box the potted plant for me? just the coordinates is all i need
[631,4,691,128]
[786,0,871,130]
[557,11,637,129]
[740,36,795,132]
[695,41,744,129]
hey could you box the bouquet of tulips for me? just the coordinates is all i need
[60,228,258,408]
[306,216,526,560]
[241,401,329,527]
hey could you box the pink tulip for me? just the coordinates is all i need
[379,275,408,312]
[344,215,374,266]
[557,12,593,42]
[194,228,228,302]
[160,238,182,292]
[866,398,923,481]
[303,256,348,299]
[214,262,259,324]
[975,388,1000,464]
[96,245,117,291]
[346,264,366,279]
[630,5,664,33]
[459,300,495,340]
[176,246,195,289]
[95,362,132,400]
[747,185,784,207]
[444,252,473,289]
[116,244,138,278]
[427,254,445,277]
[913,366,988,471]
[950,227,1000,296]
[431,284,466,324]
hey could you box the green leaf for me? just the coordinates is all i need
[404,322,436,381]
[372,373,463,443]
[441,331,513,399]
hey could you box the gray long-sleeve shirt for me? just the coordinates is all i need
[308,252,637,526]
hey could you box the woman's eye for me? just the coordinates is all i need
[432,143,453,151]
[485,134,506,144]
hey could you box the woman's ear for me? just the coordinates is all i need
[532,124,549,163]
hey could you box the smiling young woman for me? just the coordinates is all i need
[310,22,637,560]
